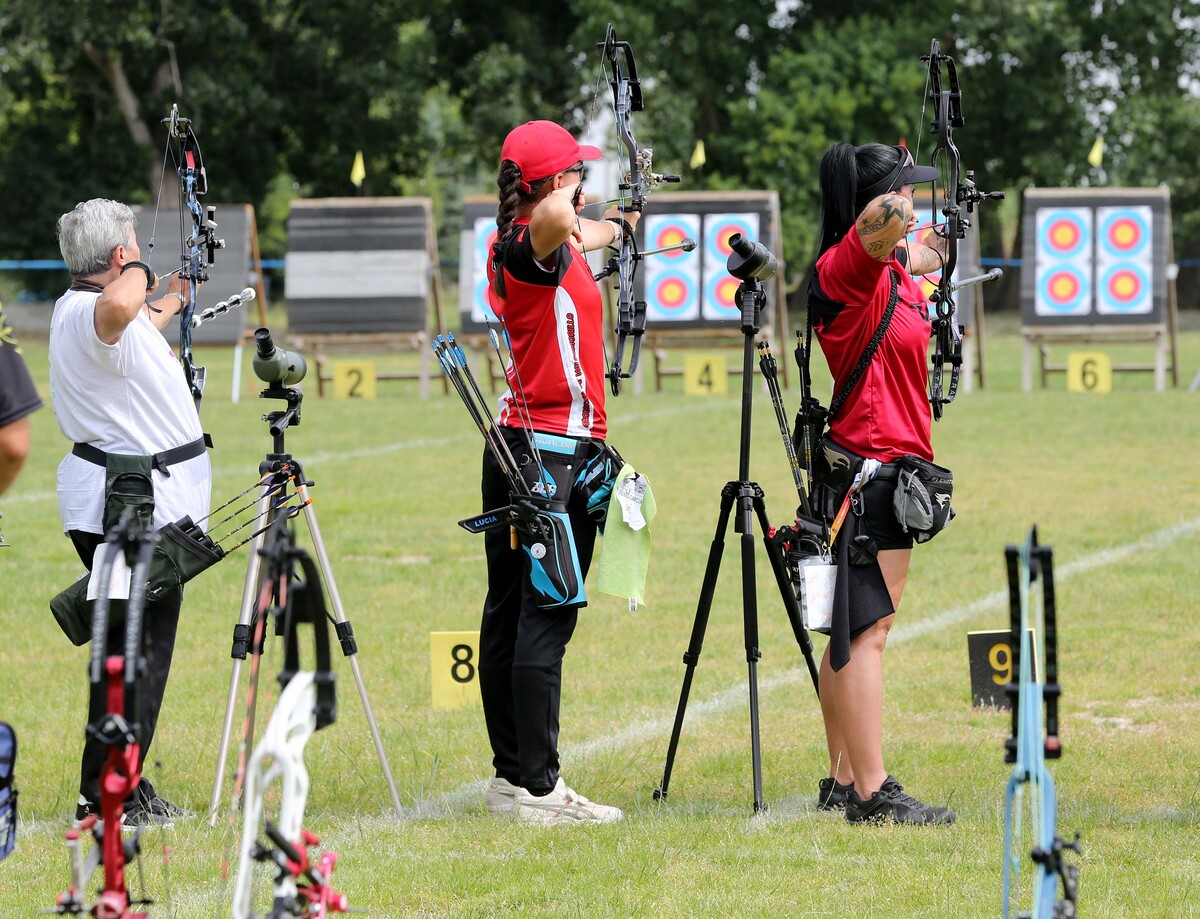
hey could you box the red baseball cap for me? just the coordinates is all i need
[501,121,603,192]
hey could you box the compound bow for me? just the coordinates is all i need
[591,24,686,396]
[916,39,1004,421]
[151,105,225,413]
[53,510,157,918]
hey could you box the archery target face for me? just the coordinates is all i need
[1095,206,1153,315]
[1097,207,1150,259]
[1096,264,1149,313]
[471,218,499,324]
[1033,207,1093,317]
[644,214,701,321]
[1037,265,1091,316]
[1037,209,1091,260]
[702,213,759,319]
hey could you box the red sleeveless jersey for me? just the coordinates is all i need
[486,219,607,440]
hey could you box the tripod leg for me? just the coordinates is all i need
[753,498,820,698]
[209,486,272,826]
[736,486,766,814]
[229,602,270,818]
[297,488,405,820]
[655,484,735,803]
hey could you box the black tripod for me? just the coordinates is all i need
[655,237,821,814]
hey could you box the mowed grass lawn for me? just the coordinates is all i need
[1,318,1198,917]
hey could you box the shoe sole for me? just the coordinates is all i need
[846,811,955,826]
[516,808,623,825]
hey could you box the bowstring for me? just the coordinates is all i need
[586,42,623,375]
[147,127,174,264]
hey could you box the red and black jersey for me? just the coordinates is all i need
[810,227,933,462]
[486,219,607,440]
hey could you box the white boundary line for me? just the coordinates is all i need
[411,515,1200,818]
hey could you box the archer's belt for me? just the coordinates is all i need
[72,434,212,477]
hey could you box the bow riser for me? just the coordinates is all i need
[595,24,689,395]
[918,38,1003,420]
[158,106,225,413]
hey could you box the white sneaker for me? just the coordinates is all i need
[515,777,623,825]
[484,776,524,816]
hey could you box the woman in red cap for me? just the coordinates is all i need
[478,120,638,824]
[806,142,957,825]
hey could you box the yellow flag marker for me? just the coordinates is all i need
[690,139,706,169]
[1087,135,1104,168]
[350,150,366,187]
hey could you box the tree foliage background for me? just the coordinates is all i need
[2,0,1198,305]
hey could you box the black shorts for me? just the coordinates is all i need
[857,475,914,551]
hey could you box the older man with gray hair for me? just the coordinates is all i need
[50,198,211,826]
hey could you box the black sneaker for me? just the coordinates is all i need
[72,799,110,828]
[126,794,193,827]
[817,777,854,811]
[845,775,956,825]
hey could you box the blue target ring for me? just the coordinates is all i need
[475,222,497,265]
[474,277,499,323]
[1098,262,1150,313]
[1038,210,1090,260]
[1037,264,1090,315]
[705,216,757,260]
[647,267,696,318]
[650,216,700,263]
[1097,210,1150,259]
[704,272,742,318]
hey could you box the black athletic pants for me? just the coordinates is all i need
[477,430,598,796]
[69,530,182,807]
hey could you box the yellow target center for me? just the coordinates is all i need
[1051,224,1078,248]
[1112,274,1137,298]
[1050,275,1077,299]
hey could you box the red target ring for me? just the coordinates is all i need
[1106,268,1143,303]
[657,278,688,310]
[714,276,741,308]
[1048,272,1080,302]
[1048,220,1080,252]
[1105,218,1142,253]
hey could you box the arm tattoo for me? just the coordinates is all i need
[908,244,946,276]
[859,195,910,234]
[857,193,913,260]
[879,194,908,225]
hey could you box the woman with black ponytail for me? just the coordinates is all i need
[478,120,638,824]
[807,142,957,826]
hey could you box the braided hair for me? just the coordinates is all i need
[491,160,548,299]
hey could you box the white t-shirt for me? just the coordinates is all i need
[49,287,212,534]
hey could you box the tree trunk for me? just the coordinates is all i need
[80,40,159,196]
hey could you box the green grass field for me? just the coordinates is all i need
[1,319,1198,917]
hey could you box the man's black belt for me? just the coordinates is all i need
[72,434,212,477]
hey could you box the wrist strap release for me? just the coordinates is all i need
[121,260,155,290]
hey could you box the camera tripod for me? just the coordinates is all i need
[654,238,821,814]
[207,379,403,824]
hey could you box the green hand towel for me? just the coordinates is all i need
[596,464,657,610]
